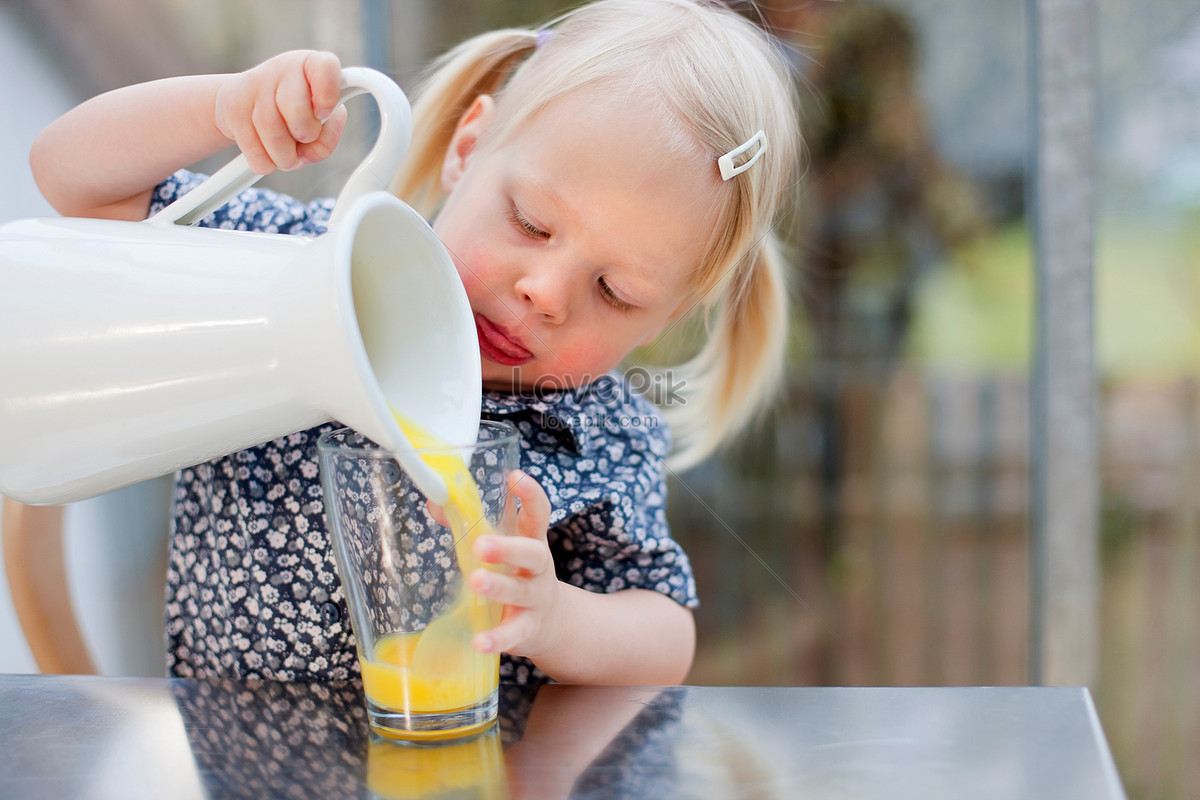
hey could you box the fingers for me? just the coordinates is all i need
[304,51,343,121]
[217,50,343,174]
[297,104,346,166]
[276,64,322,145]
[508,470,551,540]
[425,498,449,528]
[469,564,546,609]
[251,94,301,172]
[472,534,552,578]
[474,610,538,655]
[466,470,560,657]
[465,469,553,576]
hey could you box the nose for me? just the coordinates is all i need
[514,266,571,323]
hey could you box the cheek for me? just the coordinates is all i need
[434,213,496,304]
[449,245,489,297]
[550,327,639,376]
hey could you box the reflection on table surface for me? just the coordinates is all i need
[0,674,1125,799]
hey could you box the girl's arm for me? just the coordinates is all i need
[528,583,696,685]
[469,471,696,685]
[30,50,346,221]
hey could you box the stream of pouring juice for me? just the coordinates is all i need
[358,411,501,717]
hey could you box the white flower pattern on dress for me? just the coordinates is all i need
[152,171,697,685]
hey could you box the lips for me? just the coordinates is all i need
[475,313,534,367]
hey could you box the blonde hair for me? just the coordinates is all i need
[392,0,800,470]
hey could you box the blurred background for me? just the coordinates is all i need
[0,1,1196,797]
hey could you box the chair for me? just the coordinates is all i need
[2,498,96,674]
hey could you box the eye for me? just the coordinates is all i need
[598,277,635,313]
[507,205,549,239]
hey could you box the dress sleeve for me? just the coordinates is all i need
[148,169,334,234]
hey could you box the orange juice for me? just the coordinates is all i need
[358,412,504,722]
[361,631,498,713]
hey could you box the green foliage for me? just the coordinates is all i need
[908,214,1200,376]
[907,223,1033,369]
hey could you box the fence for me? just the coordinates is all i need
[670,366,1200,800]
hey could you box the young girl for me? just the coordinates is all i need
[30,0,799,686]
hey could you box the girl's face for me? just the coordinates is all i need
[432,88,720,392]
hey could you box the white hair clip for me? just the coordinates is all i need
[718,130,767,181]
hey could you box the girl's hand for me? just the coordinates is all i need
[213,50,348,175]
[467,470,565,660]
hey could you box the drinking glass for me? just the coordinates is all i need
[319,421,519,741]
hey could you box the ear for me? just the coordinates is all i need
[441,94,496,192]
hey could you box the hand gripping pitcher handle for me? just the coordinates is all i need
[151,67,411,229]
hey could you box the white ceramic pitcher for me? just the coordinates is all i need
[0,67,480,506]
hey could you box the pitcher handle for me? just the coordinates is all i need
[149,67,412,228]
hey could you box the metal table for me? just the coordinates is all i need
[0,674,1125,799]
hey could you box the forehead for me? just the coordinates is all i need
[489,87,723,298]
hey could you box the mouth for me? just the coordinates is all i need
[475,313,534,367]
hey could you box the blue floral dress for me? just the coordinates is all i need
[150,172,697,685]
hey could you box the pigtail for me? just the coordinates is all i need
[391,29,538,216]
[665,230,791,471]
